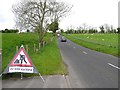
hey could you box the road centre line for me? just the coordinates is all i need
[82,51,87,54]
[108,63,120,70]
[73,47,76,48]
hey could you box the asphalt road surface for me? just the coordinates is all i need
[2,75,68,88]
[58,36,118,88]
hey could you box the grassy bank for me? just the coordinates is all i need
[64,33,118,56]
[2,33,67,79]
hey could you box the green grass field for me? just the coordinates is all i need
[2,33,67,78]
[64,33,118,56]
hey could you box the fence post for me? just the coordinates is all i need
[26,45,28,53]
[34,44,36,52]
[51,38,52,41]
[16,46,18,52]
[43,41,45,47]
[39,43,41,50]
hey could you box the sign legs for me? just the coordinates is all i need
[21,73,23,80]
[0,73,2,77]
[38,73,45,83]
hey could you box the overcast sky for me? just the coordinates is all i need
[0,0,119,30]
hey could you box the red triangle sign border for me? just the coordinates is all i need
[10,47,33,67]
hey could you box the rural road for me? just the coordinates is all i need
[2,75,68,88]
[58,36,119,88]
[1,37,119,89]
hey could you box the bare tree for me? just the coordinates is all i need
[12,0,72,43]
[49,0,72,22]
[104,24,111,33]
[99,25,105,33]
[48,0,72,34]
[82,23,88,30]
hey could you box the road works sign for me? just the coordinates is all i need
[10,46,32,67]
[9,67,33,73]
[1,45,45,82]
[3,45,38,74]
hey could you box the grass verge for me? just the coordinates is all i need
[64,34,118,57]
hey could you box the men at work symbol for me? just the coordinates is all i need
[14,54,27,64]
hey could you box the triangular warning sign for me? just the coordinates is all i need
[2,45,39,74]
[1,45,45,82]
[10,46,32,67]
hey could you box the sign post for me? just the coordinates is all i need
[1,45,45,82]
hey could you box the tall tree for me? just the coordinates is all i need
[117,27,120,33]
[48,0,72,33]
[49,0,72,22]
[12,0,72,43]
[104,24,111,33]
[99,25,105,33]
[82,23,88,30]
[49,20,59,34]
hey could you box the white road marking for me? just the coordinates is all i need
[108,63,120,70]
[73,47,76,48]
[82,51,87,54]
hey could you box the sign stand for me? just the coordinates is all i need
[21,73,23,80]
[39,73,45,82]
[0,74,2,77]
[1,45,45,83]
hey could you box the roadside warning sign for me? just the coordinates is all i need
[9,67,33,73]
[10,46,32,66]
[1,45,45,82]
[2,45,39,74]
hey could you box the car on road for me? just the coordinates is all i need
[57,34,60,37]
[60,36,67,42]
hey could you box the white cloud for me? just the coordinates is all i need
[0,0,119,30]
[60,0,119,30]
[0,0,16,30]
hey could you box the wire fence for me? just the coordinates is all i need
[3,36,55,56]
[2,36,55,71]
